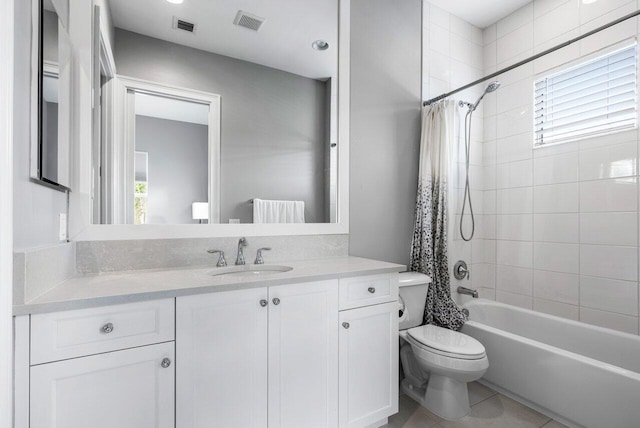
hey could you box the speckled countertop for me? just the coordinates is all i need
[14,256,405,315]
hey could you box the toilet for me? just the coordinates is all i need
[398,272,488,420]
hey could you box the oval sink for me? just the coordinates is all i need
[206,265,293,277]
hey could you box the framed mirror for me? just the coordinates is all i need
[74,0,349,239]
[31,0,72,191]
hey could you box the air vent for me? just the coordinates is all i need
[173,17,196,33]
[233,10,266,32]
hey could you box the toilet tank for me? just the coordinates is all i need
[398,272,431,330]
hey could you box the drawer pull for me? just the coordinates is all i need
[161,358,172,368]
[368,287,376,294]
[342,322,350,329]
[260,299,268,307]
[101,323,114,334]
[272,298,281,305]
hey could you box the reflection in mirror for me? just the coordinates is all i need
[96,0,339,225]
[38,0,71,189]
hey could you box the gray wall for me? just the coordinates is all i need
[13,0,68,251]
[114,29,329,224]
[135,116,208,224]
[349,0,422,266]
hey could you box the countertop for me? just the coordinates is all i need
[14,256,405,315]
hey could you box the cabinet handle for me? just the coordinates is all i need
[161,358,171,368]
[260,299,268,307]
[342,322,350,329]
[272,298,281,305]
[368,287,376,294]
[101,323,114,334]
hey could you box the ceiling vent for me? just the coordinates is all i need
[173,17,196,33]
[233,10,266,32]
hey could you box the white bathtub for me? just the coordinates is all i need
[460,299,640,428]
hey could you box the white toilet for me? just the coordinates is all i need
[398,272,488,420]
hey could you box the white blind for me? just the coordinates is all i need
[534,43,638,146]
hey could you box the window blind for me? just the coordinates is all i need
[534,43,638,146]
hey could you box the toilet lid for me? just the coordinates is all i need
[407,324,485,358]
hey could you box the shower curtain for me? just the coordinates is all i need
[409,100,467,331]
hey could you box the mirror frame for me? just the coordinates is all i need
[30,0,72,192]
[71,0,350,240]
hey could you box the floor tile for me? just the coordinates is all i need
[541,421,569,428]
[438,394,550,428]
[386,394,442,428]
[468,381,497,406]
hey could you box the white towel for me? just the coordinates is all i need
[253,199,305,223]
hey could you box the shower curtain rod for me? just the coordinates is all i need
[423,9,640,107]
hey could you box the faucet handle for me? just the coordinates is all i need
[207,249,227,267]
[254,247,272,265]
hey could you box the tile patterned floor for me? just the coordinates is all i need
[385,382,568,428]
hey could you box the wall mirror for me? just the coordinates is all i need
[32,0,73,191]
[92,0,346,230]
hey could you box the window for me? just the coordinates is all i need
[534,43,637,146]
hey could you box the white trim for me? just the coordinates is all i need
[13,317,29,428]
[72,0,350,241]
[0,1,13,427]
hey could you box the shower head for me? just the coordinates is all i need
[471,81,501,111]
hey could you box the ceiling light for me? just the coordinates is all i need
[582,0,598,4]
[312,40,329,51]
[166,0,184,4]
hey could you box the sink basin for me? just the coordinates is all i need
[206,265,293,277]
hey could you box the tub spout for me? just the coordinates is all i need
[457,286,478,298]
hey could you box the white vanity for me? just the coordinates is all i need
[14,257,402,428]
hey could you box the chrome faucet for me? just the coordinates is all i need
[235,237,248,265]
[457,286,478,298]
[254,247,272,264]
[207,249,227,267]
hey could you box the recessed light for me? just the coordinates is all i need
[312,40,329,51]
[582,0,598,4]
[166,0,184,4]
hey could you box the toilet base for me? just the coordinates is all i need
[401,376,471,420]
[424,373,471,419]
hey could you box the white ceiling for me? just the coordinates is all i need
[427,0,532,29]
[108,0,338,80]
[135,93,209,125]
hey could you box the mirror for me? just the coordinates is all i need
[94,0,339,226]
[34,0,72,190]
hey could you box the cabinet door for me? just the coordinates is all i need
[30,342,175,428]
[176,287,269,428]
[268,280,339,428]
[339,302,398,428]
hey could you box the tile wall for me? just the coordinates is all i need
[479,0,640,334]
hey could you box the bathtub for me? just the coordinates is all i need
[460,299,640,428]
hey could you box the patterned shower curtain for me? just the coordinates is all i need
[409,100,467,331]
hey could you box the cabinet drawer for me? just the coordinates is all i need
[31,299,175,365]
[339,273,398,310]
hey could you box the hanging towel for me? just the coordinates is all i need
[253,199,305,223]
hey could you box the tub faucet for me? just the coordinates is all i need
[235,237,248,265]
[457,286,478,298]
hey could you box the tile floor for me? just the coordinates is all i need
[386,382,568,428]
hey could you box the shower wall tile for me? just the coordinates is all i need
[532,153,579,185]
[533,214,579,243]
[580,212,638,246]
[533,298,579,321]
[580,276,639,316]
[533,270,579,305]
[496,290,533,310]
[469,0,640,335]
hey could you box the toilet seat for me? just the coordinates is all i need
[407,325,486,360]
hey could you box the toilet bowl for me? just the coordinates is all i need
[398,272,489,420]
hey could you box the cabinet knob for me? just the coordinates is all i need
[272,298,281,305]
[342,322,350,329]
[260,299,268,307]
[161,358,171,368]
[368,287,376,294]
[101,323,114,334]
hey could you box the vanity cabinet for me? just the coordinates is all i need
[26,299,176,428]
[176,280,339,428]
[338,274,399,428]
